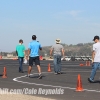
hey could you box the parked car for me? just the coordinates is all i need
[61,57,71,61]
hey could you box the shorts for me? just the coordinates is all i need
[29,56,40,66]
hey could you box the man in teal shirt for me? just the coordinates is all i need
[16,39,25,73]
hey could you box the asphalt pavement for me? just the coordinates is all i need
[0,59,100,100]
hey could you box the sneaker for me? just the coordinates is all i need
[88,78,94,83]
[26,75,30,78]
[38,75,42,79]
[19,71,24,73]
[54,73,58,75]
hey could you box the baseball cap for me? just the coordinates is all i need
[32,35,37,39]
[93,36,99,41]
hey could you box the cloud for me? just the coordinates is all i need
[92,23,100,26]
[52,10,83,19]
[69,10,82,17]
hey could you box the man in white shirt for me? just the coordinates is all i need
[88,36,100,83]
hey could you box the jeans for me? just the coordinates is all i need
[90,62,100,80]
[53,55,61,73]
[18,57,24,72]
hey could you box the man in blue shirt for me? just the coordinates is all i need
[27,35,42,79]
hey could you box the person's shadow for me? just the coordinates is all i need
[92,80,100,83]
[29,75,45,79]
[23,71,28,73]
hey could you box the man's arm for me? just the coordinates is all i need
[27,43,31,59]
[92,51,95,63]
[28,49,30,57]
[92,44,96,63]
[40,47,42,50]
[16,50,18,56]
[39,44,42,50]
[16,46,18,56]
[50,45,54,57]
[25,49,30,60]
[50,48,53,57]
[23,46,26,56]
[61,48,65,58]
[61,45,65,58]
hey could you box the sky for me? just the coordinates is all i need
[0,0,100,52]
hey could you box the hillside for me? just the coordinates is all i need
[0,43,93,57]
[39,43,93,57]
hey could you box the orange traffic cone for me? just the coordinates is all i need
[0,56,2,60]
[86,61,91,66]
[86,61,88,66]
[76,74,84,92]
[48,63,51,72]
[2,67,7,78]
[79,64,84,66]
[88,61,91,66]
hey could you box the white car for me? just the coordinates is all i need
[61,57,71,61]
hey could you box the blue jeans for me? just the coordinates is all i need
[90,62,100,80]
[53,55,61,73]
[18,57,24,72]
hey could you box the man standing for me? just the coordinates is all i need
[88,36,100,83]
[50,39,65,75]
[27,35,42,79]
[16,39,25,73]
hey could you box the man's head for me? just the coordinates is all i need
[55,39,61,44]
[19,39,23,44]
[32,35,37,40]
[93,36,100,43]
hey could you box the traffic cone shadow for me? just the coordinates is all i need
[2,67,7,78]
[76,74,84,92]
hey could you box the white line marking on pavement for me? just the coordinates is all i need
[13,72,100,93]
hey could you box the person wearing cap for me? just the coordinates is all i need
[16,39,25,73]
[27,35,42,79]
[88,35,100,83]
[50,39,65,74]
